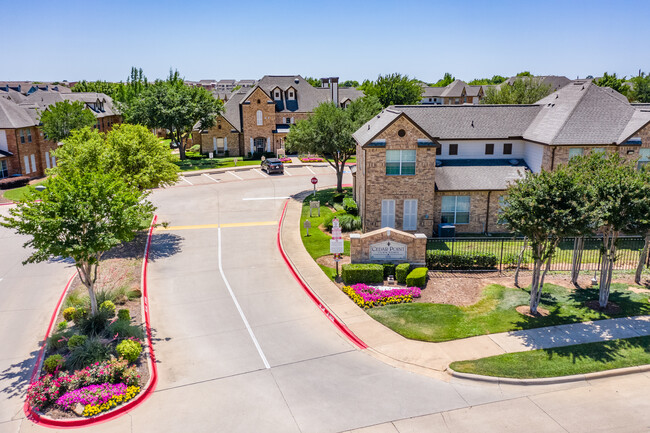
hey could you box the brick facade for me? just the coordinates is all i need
[242,88,276,155]
[197,117,243,156]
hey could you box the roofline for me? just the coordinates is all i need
[358,111,439,148]
[617,118,650,145]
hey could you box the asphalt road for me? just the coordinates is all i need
[2,165,650,433]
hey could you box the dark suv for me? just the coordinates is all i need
[261,158,284,174]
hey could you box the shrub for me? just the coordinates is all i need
[382,263,396,279]
[109,320,144,340]
[0,176,30,190]
[116,339,142,363]
[72,307,87,324]
[62,307,76,322]
[77,310,110,337]
[341,264,384,285]
[44,355,65,374]
[324,211,361,232]
[63,290,88,309]
[332,192,345,203]
[99,300,116,317]
[67,334,88,351]
[343,197,358,216]
[426,251,498,270]
[57,321,68,331]
[189,144,200,152]
[395,263,411,284]
[117,309,130,322]
[323,210,345,230]
[47,330,73,351]
[67,338,111,370]
[406,267,428,288]
[127,289,142,300]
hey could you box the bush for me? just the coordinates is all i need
[324,211,361,232]
[0,176,30,190]
[44,354,65,374]
[343,197,358,216]
[127,289,142,300]
[47,330,73,351]
[117,309,130,322]
[382,263,396,279]
[332,193,345,203]
[62,307,76,322]
[77,310,110,337]
[57,321,68,331]
[67,338,111,370]
[72,307,87,324]
[426,251,498,270]
[67,334,88,351]
[406,267,428,288]
[116,339,142,363]
[109,320,144,340]
[189,144,200,153]
[395,263,411,284]
[341,264,384,285]
[99,300,116,317]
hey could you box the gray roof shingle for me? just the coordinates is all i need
[435,159,528,191]
[0,97,38,128]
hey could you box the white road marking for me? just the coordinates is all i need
[217,227,270,369]
[203,173,220,183]
[180,176,193,186]
[284,168,292,176]
[242,196,290,201]
[306,166,316,175]
[328,165,336,172]
[254,169,268,178]
[227,171,243,180]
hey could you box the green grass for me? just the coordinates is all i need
[2,180,46,202]
[367,283,650,342]
[450,335,650,378]
[174,156,260,172]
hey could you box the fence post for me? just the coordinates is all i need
[499,238,505,273]
[450,238,455,269]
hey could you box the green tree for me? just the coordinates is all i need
[468,75,506,85]
[431,72,455,87]
[502,167,592,314]
[629,73,650,103]
[305,77,322,87]
[1,170,154,315]
[71,80,120,97]
[363,73,422,107]
[481,77,552,104]
[39,100,97,143]
[516,71,532,77]
[341,80,360,88]
[593,72,628,97]
[286,96,381,192]
[123,70,223,160]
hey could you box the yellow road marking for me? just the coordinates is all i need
[156,221,277,231]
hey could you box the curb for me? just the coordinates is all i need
[277,199,367,350]
[23,215,159,428]
[182,161,355,177]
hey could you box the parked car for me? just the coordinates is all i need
[261,158,284,174]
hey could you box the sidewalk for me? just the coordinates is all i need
[280,196,650,381]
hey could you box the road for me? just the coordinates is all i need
[1,165,649,433]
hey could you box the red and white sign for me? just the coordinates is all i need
[330,218,344,255]
[311,176,318,185]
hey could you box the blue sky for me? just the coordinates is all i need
[1,0,648,83]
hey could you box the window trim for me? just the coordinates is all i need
[449,143,458,155]
[385,149,416,176]
[256,110,263,126]
[503,143,513,155]
[485,143,494,155]
[441,195,470,225]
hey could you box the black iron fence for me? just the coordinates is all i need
[426,236,648,272]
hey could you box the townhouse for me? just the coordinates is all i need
[0,90,120,179]
[421,80,494,105]
[353,80,650,236]
[194,75,364,157]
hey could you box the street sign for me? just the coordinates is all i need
[330,239,344,254]
[311,177,318,185]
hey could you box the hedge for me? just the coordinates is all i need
[395,263,411,284]
[426,251,498,270]
[343,197,358,216]
[382,263,396,279]
[0,176,30,190]
[406,267,428,288]
[341,264,384,285]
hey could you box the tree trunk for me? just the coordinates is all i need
[635,234,650,285]
[76,261,99,315]
[571,237,584,286]
[537,256,553,306]
[529,258,543,314]
[598,231,618,308]
[177,132,186,161]
[336,167,344,193]
[514,238,528,288]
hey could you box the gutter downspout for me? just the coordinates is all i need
[484,191,492,234]
[550,146,557,171]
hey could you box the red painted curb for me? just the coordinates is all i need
[23,215,159,428]
[277,200,367,350]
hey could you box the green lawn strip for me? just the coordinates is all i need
[3,180,46,202]
[175,158,260,172]
[449,335,650,378]
[367,283,650,342]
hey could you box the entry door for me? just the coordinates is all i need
[403,199,418,231]
[381,199,395,228]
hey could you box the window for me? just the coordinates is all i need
[386,150,416,175]
[381,199,395,228]
[639,149,650,170]
[285,117,291,124]
[569,148,584,159]
[27,129,32,143]
[23,155,30,174]
[403,199,418,231]
[454,98,460,104]
[256,110,263,126]
[497,195,507,224]
[503,143,512,155]
[398,129,406,137]
[0,160,7,178]
[592,147,605,153]
[441,196,470,224]
[20,129,25,144]
[449,143,458,155]
[436,146,441,156]
[274,90,281,100]
[485,143,494,155]
[288,90,295,100]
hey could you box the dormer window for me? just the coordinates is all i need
[287,88,295,100]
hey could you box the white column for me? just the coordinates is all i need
[224,137,228,151]
[250,137,254,154]
[267,136,271,153]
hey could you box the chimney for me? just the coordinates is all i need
[321,77,339,106]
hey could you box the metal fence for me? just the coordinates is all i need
[426,236,648,272]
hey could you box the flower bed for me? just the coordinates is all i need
[342,283,421,309]
[300,157,324,162]
[279,157,292,163]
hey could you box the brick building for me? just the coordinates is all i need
[354,80,650,236]
[194,75,364,157]
[0,90,120,179]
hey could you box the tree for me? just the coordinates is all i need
[593,72,628,97]
[305,77,322,87]
[39,100,97,143]
[286,96,381,192]
[52,126,178,190]
[124,70,223,160]
[468,75,507,85]
[516,71,532,77]
[1,170,153,315]
[71,80,120,98]
[341,80,360,88]
[633,167,650,284]
[114,66,149,105]
[502,167,592,314]
[431,72,455,87]
[363,73,423,107]
[481,77,552,104]
[629,72,650,103]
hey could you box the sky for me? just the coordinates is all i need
[1,0,649,83]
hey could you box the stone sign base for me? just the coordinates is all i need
[350,227,427,266]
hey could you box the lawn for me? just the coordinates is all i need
[300,188,353,279]
[174,156,260,172]
[2,180,46,202]
[367,283,650,342]
[450,335,650,378]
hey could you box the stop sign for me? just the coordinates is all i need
[311,177,318,185]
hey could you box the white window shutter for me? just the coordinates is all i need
[30,154,36,173]
[51,155,56,167]
[45,152,51,169]
[224,136,228,151]
[23,156,30,174]
[403,199,418,230]
[267,137,271,152]
[250,138,254,154]
[381,200,395,228]
[213,137,217,151]
[291,117,294,124]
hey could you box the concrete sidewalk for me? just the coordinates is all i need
[280,196,650,380]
